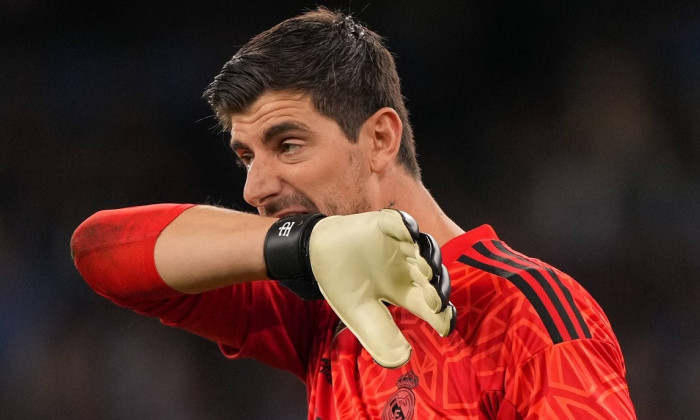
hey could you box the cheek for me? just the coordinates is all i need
[288,147,371,215]
[323,150,372,214]
[328,149,366,187]
[312,148,365,186]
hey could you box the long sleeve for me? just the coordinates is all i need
[70,202,320,379]
[71,203,195,307]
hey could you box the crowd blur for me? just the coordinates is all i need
[1,1,698,418]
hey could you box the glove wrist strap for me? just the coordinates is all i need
[264,213,326,299]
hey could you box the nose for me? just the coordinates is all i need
[242,155,282,209]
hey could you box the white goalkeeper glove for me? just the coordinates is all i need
[264,209,456,368]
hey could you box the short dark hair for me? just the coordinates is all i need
[203,7,420,179]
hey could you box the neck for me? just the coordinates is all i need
[376,168,464,246]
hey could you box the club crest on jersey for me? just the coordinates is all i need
[381,371,418,420]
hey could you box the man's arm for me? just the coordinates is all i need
[70,203,276,299]
[153,205,275,293]
[71,203,320,377]
[71,203,456,368]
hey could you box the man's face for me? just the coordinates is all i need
[230,91,374,217]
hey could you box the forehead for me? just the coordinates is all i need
[229,90,346,148]
[230,91,312,132]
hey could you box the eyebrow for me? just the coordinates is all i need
[230,121,311,150]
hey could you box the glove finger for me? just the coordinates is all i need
[435,264,451,309]
[378,209,418,243]
[402,256,441,312]
[393,255,457,336]
[391,284,457,337]
[319,287,412,368]
[396,210,420,242]
[389,269,456,336]
[418,233,451,310]
[428,304,456,337]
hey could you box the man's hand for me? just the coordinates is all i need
[310,210,456,368]
[264,209,456,368]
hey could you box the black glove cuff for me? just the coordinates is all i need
[263,213,326,300]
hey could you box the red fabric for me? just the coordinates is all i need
[70,203,319,378]
[71,203,194,303]
[73,205,636,419]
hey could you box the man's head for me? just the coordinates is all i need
[203,7,420,179]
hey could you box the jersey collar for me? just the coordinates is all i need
[441,224,499,265]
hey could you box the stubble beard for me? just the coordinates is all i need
[260,148,373,217]
[260,188,371,217]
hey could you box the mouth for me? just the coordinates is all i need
[260,194,320,218]
[270,209,312,219]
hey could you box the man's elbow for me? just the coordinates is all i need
[69,205,184,303]
[69,208,142,301]
[70,210,106,265]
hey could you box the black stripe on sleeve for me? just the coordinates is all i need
[491,241,592,339]
[457,253,564,344]
[473,242,579,340]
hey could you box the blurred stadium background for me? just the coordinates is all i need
[1,0,699,418]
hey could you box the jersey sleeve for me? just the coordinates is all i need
[446,231,637,419]
[503,338,637,419]
[71,203,320,379]
[71,203,194,304]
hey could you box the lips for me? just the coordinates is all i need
[272,209,311,218]
[260,193,319,218]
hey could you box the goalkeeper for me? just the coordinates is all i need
[71,7,636,419]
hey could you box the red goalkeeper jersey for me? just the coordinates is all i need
[72,204,636,419]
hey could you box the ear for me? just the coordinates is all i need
[360,107,403,174]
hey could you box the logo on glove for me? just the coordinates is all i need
[278,221,295,237]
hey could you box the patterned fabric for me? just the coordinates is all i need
[294,225,635,419]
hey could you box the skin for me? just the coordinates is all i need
[154,90,464,293]
[231,91,374,217]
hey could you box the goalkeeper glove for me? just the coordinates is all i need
[264,209,456,368]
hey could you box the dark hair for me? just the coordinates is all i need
[203,7,420,179]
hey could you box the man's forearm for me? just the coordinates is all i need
[154,205,274,293]
[71,204,275,301]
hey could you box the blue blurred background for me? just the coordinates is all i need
[2,0,699,418]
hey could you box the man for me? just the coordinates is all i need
[71,7,636,419]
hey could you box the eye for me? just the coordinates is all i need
[234,150,253,170]
[280,141,301,155]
